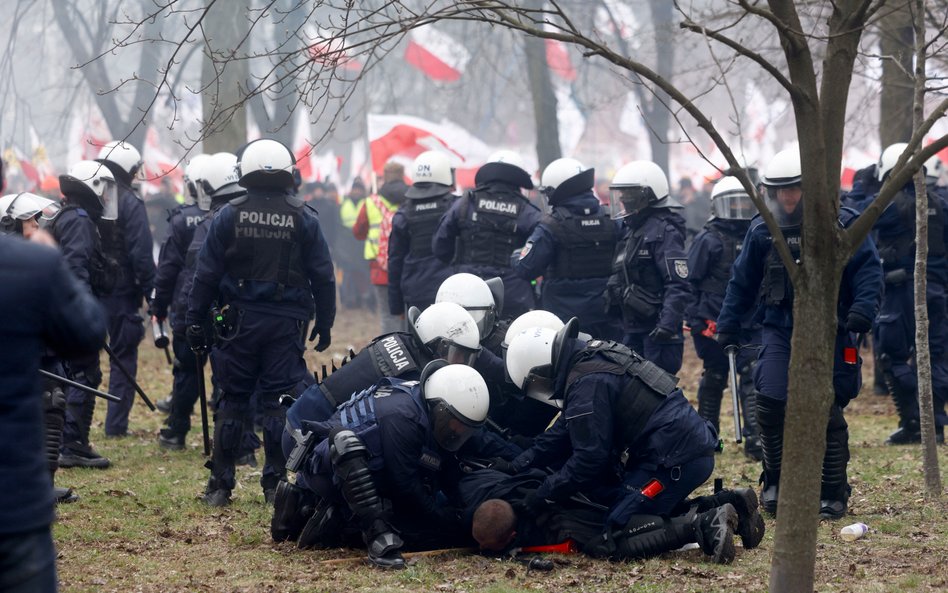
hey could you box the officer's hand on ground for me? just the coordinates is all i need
[310,326,331,352]
[186,324,208,354]
[845,311,873,334]
[648,326,676,344]
[488,457,517,475]
[715,331,739,348]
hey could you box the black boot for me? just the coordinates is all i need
[693,504,739,564]
[820,405,851,520]
[297,497,344,550]
[589,514,693,561]
[271,480,317,542]
[60,399,109,469]
[740,384,763,461]
[202,403,244,507]
[886,384,921,445]
[157,428,186,451]
[697,370,727,435]
[203,476,231,507]
[756,394,785,516]
[679,488,765,549]
[330,429,404,569]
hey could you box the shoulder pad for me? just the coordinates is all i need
[229,194,249,206]
[838,206,859,226]
[305,203,320,217]
[76,208,88,218]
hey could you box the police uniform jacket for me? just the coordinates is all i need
[49,205,101,291]
[685,218,751,327]
[153,203,205,332]
[97,186,156,300]
[716,209,882,334]
[870,182,948,286]
[186,188,336,327]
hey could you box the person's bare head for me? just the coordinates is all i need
[472,499,517,552]
[383,162,405,184]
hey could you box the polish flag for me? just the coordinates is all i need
[545,40,576,81]
[404,27,470,82]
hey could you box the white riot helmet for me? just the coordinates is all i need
[184,153,211,209]
[926,154,945,187]
[760,148,803,227]
[96,140,143,184]
[504,318,579,409]
[877,142,910,182]
[420,361,490,452]
[201,152,242,205]
[435,273,499,337]
[474,149,534,189]
[59,160,118,220]
[237,138,296,189]
[540,157,595,208]
[503,310,564,350]
[408,302,481,365]
[710,176,757,221]
[609,160,672,219]
[0,193,59,234]
[406,151,455,199]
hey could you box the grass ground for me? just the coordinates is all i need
[54,308,947,592]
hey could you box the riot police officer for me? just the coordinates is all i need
[716,148,883,519]
[605,161,691,373]
[434,272,506,352]
[49,161,120,468]
[388,151,457,315]
[95,140,156,437]
[686,176,761,457]
[432,150,541,317]
[186,139,336,506]
[513,158,620,340]
[869,143,948,444]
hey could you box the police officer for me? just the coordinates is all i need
[274,363,490,568]
[153,153,241,449]
[869,143,948,444]
[500,323,750,564]
[686,176,761,458]
[186,138,336,506]
[0,227,106,593]
[514,158,619,340]
[716,148,883,519]
[95,140,156,437]
[432,150,541,318]
[605,161,691,373]
[388,151,457,315]
[435,273,506,352]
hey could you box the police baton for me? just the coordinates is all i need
[102,342,157,411]
[194,350,211,456]
[725,345,743,444]
[38,369,121,403]
[152,316,173,366]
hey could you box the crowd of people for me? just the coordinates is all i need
[1,135,946,589]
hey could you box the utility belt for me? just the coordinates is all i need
[209,304,239,343]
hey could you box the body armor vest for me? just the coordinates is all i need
[319,332,428,406]
[455,188,523,267]
[566,340,679,450]
[697,227,742,296]
[761,226,802,306]
[876,190,946,269]
[224,196,307,293]
[96,217,129,273]
[51,205,118,297]
[609,225,665,321]
[405,195,452,258]
[544,209,616,279]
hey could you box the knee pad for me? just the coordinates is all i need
[700,370,728,391]
[755,394,786,429]
[330,428,369,467]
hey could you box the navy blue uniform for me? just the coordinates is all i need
[513,191,620,340]
[510,339,718,529]
[187,188,336,495]
[605,209,691,373]
[0,234,106,593]
[98,187,156,436]
[432,183,541,317]
[387,192,456,314]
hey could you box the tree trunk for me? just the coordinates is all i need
[523,13,561,172]
[201,0,248,154]
[878,3,914,146]
[645,0,673,174]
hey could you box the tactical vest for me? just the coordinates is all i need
[51,205,118,298]
[609,225,665,321]
[565,340,679,450]
[455,188,523,268]
[543,208,616,279]
[761,226,802,306]
[173,203,205,249]
[319,332,427,406]
[697,228,742,296]
[223,196,307,294]
[96,218,129,276]
[876,190,946,269]
[405,195,452,258]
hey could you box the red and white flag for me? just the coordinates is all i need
[545,40,576,81]
[404,26,470,82]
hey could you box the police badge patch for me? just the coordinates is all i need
[519,242,533,259]
[672,259,689,279]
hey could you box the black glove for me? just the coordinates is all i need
[715,331,739,348]
[309,326,331,352]
[520,490,551,517]
[845,311,873,334]
[488,458,517,475]
[186,324,208,354]
[648,326,676,344]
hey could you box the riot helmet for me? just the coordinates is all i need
[408,302,481,366]
[184,153,211,209]
[406,150,455,199]
[435,273,498,337]
[877,142,909,182]
[59,160,118,221]
[539,157,595,209]
[0,192,59,234]
[237,138,297,189]
[609,161,672,219]
[504,318,578,409]
[474,149,533,189]
[96,140,143,186]
[710,176,757,220]
[760,148,803,227]
[201,152,243,206]
[502,310,564,351]
[421,361,489,452]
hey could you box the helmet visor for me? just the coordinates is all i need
[100,178,119,221]
[765,186,803,227]
[711,190,756,220]
[465,305,496,338]
[7,193,60,222]
[195,182,211,211]
[430,400,480,452]
[522,364,561,408]
[609,186,651,219]
[429,338,481,366]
